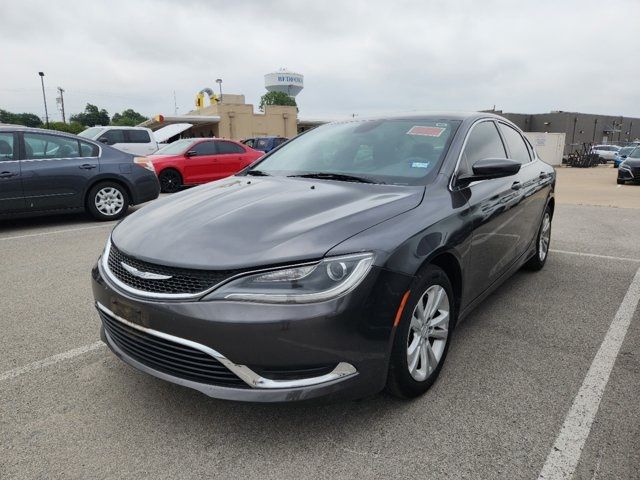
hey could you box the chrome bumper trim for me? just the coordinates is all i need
[96,302,357,389]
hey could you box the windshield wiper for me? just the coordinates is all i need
[245,170,270,176]
[288,172,381,184]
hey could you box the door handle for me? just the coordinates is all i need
[539,172,548,179]
[511,181,522,190]
[79,164,97,170]
[0,171,17,178]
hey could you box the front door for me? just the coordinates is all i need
[457,120,527,302]
[182,141,218,184]
[20,131,100,211]
[0,131,25,213]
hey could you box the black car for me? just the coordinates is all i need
[617,148,640,184]
[92,112,555,402]
[0,126,159,220]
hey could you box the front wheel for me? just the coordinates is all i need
[386,265,455,399]
[524,207,552,271]
[87,182,129,221]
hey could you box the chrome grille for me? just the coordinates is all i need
[107,243,240,295]
[100,309,248,388]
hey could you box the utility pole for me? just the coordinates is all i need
[38,72,49,128]
[173,90,178,115]
[56,87,66,123]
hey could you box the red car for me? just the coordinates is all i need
[149,138,263,193]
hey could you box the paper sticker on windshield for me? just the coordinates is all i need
[407,126,445,137]
[411,162,430,168]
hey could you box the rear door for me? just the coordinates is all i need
[214,140,249,178]
[496,122,546,257]
[126,129,157,155]
[182,141,218,184]
[20,131,100,211]
[0,131,25,213]
[457,120,525,301]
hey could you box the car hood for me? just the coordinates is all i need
[111,176,424,270]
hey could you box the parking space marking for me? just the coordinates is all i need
[0,223,115,242]
[0,341,105,382]
[538,266,640,479]
[550,249,640,263]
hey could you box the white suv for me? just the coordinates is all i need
[591,144,620,162]
[79,126,159,155]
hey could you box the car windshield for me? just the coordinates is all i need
[250,118,460,185]
[154,139,193,155]
[619,147,634,156]
[78,127,105,139]
[628,147,640,159]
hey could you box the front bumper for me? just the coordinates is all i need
[618,166,638,182]
[92,259,411,402]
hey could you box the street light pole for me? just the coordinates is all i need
[38,72,49,128]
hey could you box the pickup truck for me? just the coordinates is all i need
[79,126,159,156]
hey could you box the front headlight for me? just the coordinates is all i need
[203,253,374,304]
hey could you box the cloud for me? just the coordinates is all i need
[1,0,639,122]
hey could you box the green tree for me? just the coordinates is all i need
[111,108,148,126]
[70,103,110,127]
[0,109,43,127]
[46,121,85,134]
[259,91,297,112]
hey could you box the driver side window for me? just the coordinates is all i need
[459,121,506,176]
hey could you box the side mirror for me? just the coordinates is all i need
[98,137,110,145]
[185,150,197,157]
[621,155,627,158]
[457,158,521,185]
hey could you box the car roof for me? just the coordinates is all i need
[326,111,507,124]
[0,125,81,137]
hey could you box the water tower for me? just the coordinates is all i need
[264,69,304,97]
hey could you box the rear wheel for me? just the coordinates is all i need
[524,207,552,271]
[386,265,455,398]
[87,182,129,221]
[158,169,182,193]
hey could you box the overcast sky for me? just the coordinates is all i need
[2,0,639,122]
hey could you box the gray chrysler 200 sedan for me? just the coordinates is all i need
[92,112,555,402]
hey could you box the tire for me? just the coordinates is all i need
[523,206,552,271]
[158,169,182,193]
[386,265,455,399]
[86,181,129,221]
[617,179,625,185]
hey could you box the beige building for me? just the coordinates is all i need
[140,94,298,141]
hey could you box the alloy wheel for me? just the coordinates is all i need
[539,212,551,261]
[94,187,124,216]
[406,285,450,382]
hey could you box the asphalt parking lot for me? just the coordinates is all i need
[1,171,639,479]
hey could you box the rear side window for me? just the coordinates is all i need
[217,141,245,154]
[255,138,270,149]
[23,133,80,159]
[192,141,217,155]
[102,130,126,144]
[0,132,16,160]
[498,123,531,164]
[459,121,506,175]
[79,141,99,157]
[127,130,151,143]
[243,139,255,148]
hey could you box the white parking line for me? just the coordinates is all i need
[0,223,115,242]
[538,266,640,479]
[0,341,105,382]
[550,249,640,263]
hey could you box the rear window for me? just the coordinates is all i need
[127,130,151,143]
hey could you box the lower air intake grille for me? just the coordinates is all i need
[100,309,248,388]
